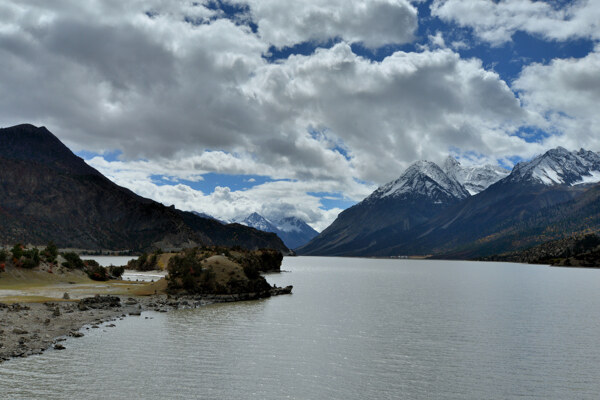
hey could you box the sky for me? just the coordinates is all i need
[1,0,599,231]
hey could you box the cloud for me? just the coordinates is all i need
[431,0,600,45]
[86,155,366,232]
[514,46,600,151]
[243,42,533,182]
[234,0,418,49]
[2,0,588,231]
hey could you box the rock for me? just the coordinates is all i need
[271,285,293,295]
[53,344,66,350]
[62,292,70,300]
[13,328,28,335]
[53,307,61,317]
[129,310,142,316]
[69,331,84,338]
[80,295,121,309]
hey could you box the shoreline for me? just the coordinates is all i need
[0,287,292,364]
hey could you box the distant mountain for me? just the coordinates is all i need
[299,147,600,258]
[505,147,600,186]
[236,213,318,249]
[298,160,469,256]
[276,216,319,249]
[0,124,288,252]
[238,213,279,233]
[442,156,509,195]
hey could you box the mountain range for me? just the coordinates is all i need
[298,148,600,258]
[234,213,319,250]
[0,124,288,252]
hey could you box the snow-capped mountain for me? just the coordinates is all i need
[235,213,319,250]
[300,160,470,256]
[367,160,470,203]
[507,147,600,186]
[442,156,509,195]
[237,212,279,232]
[299,146,600,258]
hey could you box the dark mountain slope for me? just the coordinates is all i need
[393,181,589,258]
[380,148,600,258]
[298,161,469,256]
[300,147,600,258]
[0,124,287,252]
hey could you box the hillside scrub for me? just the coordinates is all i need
[165,247,281,295]
[127,251,160,271]
[0,244,123,281]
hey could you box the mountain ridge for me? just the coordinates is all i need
[0,124,288,252]
[299,147,600,258]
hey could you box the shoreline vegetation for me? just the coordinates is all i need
[0,244,292,363]
[476,233,600,268]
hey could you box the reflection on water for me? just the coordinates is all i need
[80,256,136,267]
[3,257,600,399]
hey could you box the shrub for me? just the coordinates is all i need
[127,251,159,271]
[11,244,23,260]
[108,265,125,279]
[86,264,108,281]
[42,242,58,263]
[21,257,38,269]
[62,252,85,269]
[243,264,260,280]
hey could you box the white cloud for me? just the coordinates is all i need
[514,46,600,151]
[243,42,533,183]
[86,154,374,232]
[428,31,446,48]
[233,0,418,49]
[2,0,588,234]
[87,156,366,232]
[432,0,600,45]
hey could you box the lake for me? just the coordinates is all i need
[2,257,600,399]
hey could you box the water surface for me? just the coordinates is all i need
[2,257,600,399]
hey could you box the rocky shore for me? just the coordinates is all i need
[0,286,292,364]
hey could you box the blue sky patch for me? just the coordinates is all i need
[155,172,278,193]
[308,192,357,210]
[77,149,123,162]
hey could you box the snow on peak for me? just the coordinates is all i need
[277,216,305,233]
[443,156,509,195]
[369,160,470,202]
[237,212,278,232]
[509,147,600,186]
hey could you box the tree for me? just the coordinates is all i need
[42,242,58,263]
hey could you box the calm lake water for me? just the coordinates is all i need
[3,257,600,399]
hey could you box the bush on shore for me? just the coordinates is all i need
[62,252,85,270]
[9,244,41,269]
[127,250,161,271]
